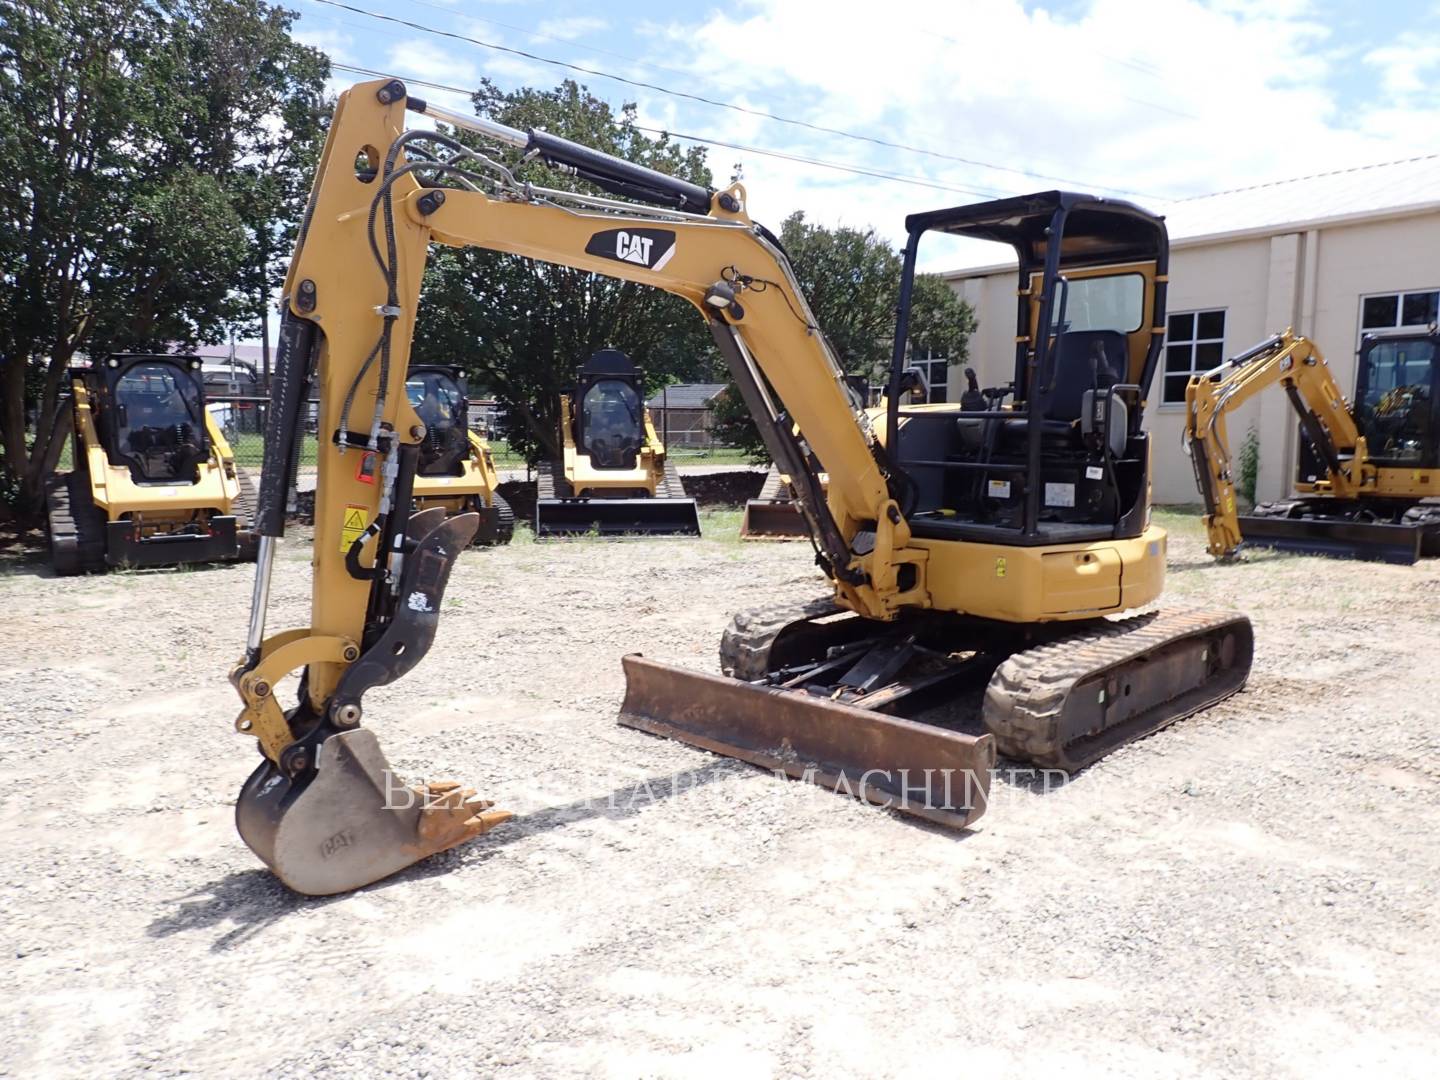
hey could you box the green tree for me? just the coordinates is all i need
[710,213,976,460]
[410,79,719,463]
[0,0,328,511]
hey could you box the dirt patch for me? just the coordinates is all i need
[680,468,766,507]
[1,510,1439,1076]
[497,479,536,524]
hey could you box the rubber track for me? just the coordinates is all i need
[659,460,687,499]
[756,466,787,503]
[983,607,1249,770]
[474,492,515,546]
[45,471,107,576]
[535,461,570,500]
[719,596,842,680]
[233,465,260,561]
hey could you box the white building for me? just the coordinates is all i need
[943,155,1440,504]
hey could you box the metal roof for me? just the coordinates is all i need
[646,382,727,409]
[943,153,1440,277]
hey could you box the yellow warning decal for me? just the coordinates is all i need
[995,557,1007,578]
[340,504,368,553]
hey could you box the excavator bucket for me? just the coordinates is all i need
[738,497,808,539]
[617,654,996,829]
[236,729,512,896]
[534,496,702,538]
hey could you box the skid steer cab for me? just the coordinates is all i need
[44,354,257,575]
[534,349,701,537]
[406,365,514,545]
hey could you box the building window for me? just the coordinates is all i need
[1359,288,1438,344]
[1162,310,1226,404]
[913,348,949,403]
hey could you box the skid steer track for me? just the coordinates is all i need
[45,471,107,576]
[984,607,1253,773]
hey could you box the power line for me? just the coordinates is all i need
[329,63,1011,199]
[307,0,1162,199]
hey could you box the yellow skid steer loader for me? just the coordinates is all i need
[535,350,701,538]
[407,365,513,545]
[44,353,257,574]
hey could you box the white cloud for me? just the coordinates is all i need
[535,16,608,42]
[292,27,357,65]
[387,39,482,90]
[636,0,1440,256]
[1363,33,1440,98]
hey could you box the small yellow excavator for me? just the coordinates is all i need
[535,349,701,537]
[43,353,257,574]
[406,365,513,545]
[1185,329,1440,563]
[229,79,1252,894]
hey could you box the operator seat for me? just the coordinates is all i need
[1001,329,1126,445]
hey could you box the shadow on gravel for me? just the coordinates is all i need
[146,760,746,952]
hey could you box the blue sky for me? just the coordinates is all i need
[289,0,1440,264]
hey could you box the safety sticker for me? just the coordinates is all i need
[1085,465,1104,480]
[340,504,368,553]
[995,557,1007,578]
[1044,482,1076,508]
[987,479,1011,499]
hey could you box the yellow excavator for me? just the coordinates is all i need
[406,365,513,545]
[44,353,257,574]
[1185,329,1440,563]
[535,349,701,537]
[230,79,1252,894]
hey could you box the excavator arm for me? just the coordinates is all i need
[232,79,931,893]
[1183,329,1362,557]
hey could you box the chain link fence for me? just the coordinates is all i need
[197,394,742,476]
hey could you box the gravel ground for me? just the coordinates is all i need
[1,510,1437,1078]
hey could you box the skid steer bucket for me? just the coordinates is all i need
[535,496,702,539]
[738,497,808,540]
[1237,513,1431,564]
[618,654,996,829]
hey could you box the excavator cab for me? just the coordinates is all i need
[888,193,1162,547]
[406,365,514,545]
[1349,332,1438,468]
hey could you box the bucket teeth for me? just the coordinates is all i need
[416,782,514,849]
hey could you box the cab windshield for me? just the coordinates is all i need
[581,379,642,468]
[115,362,208,481]
[406,370,469,475]
[1357,338,1435,464]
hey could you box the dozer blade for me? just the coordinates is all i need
[738,498,808,540]
[1238,513,1428,565]
[236,729,511,896]
[535,497,702,539]
[618,654,996,829]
